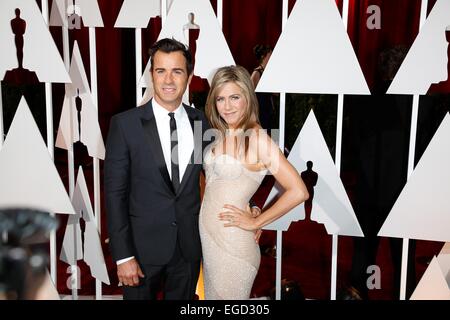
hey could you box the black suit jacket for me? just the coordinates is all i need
[104,100,211,265]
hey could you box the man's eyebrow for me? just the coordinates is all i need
[173,68,185,72]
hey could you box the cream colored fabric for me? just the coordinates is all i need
[199,148,267,299]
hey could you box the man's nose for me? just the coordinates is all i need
[164,73,174,83]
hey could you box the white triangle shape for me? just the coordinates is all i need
[411,242,450,300]
[0,0,70,83]
[73,166,110,285]
[378,113,450,242]
[439,242,450,256]
[410,255,450,300]
[68,42,91,96]
[50,0,104,27]
[78,92,106,159]
[256,0,369,94]
[55,42,105,159]
[139,0,235,88]
[49,0,65,27]
[83,220,110,285]
[55,95,79,151]
[264,110,363,236]
[55,94,105,159]
[75,0,103,27]
[114,0,161,28]
[60,210,83,265]
[388,0,450,95]
[168,0,175,11]
[0,97,75,214]
[437,242,450,283]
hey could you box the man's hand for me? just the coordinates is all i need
[117,258,145,286]
[250,206,262,244]
[250,206,261,218]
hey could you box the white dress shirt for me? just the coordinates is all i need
[117,100,194,265]
[151,99,194,181]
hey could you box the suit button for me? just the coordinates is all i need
[171,221,177,227]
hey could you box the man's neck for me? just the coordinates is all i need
[153,97,181,112]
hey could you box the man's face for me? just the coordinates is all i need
[151,51,192,111]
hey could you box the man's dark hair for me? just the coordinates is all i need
[149,38,193,75]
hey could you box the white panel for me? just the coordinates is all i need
[50,0,104,27]
[256,0,369,94]
[0,0,70,82]
[49,0,66,26]
[55,95,79,150]
[60,211,83,265]
[68,42,91,96]
[73,167,110,285]
[84,221,110,285]
[378,114,450,242]
[167,0,175,12]
[114,0,161,28]
[78,92,105,159]
[55,42,106,159]
[263,110,363,236]
[438,242,450,283]
[0,98,75,214]
[410,249,450,300]
[388,0,450,94]
[76,0,103,27]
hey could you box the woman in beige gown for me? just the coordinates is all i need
[200,66,309,300]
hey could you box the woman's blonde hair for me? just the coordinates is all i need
[206,65,260,137]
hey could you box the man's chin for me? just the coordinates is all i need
[159,98,182,108]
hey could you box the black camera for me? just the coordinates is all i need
[0,208,58,300]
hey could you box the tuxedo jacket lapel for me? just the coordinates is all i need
[140,100,175,195]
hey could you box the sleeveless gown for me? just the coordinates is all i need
[199,148,267,299]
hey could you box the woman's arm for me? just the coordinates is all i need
[250,71,261,88]
[220,130,309,230]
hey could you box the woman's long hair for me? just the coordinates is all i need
[205,65,261,158]
[206,65,260,134]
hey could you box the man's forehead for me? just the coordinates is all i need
[153,51,187,68]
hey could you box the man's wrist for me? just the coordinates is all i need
[117,256,135,265]
[251,206,261,218]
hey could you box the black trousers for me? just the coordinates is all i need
[123,240,200,300]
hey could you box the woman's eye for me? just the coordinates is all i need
[231,95,240,100]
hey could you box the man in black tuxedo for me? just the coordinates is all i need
[104,38,209,300]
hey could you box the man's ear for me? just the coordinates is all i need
[187,73,194,86]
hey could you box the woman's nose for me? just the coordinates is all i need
[223,99,232,110]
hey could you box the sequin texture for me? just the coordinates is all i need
[199,149,267,299]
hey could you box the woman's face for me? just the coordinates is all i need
[215,82,247,129]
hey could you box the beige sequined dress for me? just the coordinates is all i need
[199,148,267,300]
